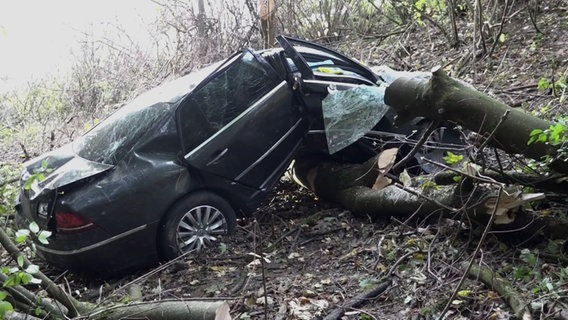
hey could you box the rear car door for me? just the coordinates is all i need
[177,50,309,194]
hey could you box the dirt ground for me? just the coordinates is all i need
[41,177,521,319]
[5,3,568,320]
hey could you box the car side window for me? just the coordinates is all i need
[179,51,280,153]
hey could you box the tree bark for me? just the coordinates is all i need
[87,300,230,320]
[466,263,532,319]
[260,0,276,49]
[384,67,568,172]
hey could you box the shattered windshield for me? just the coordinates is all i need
[73,103,175,165]
[323,85,389,154]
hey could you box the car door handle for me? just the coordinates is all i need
[206,148,228,166]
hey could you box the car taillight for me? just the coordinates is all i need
[55,212,95,233]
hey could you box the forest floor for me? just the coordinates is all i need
[5,3,568,320]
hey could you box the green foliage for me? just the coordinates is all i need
[14,222,51,246]
[511,248,568,299]
[416,177,440,190]
[0,220,51,319]
[0,164,18,218]
[0,291,14,320]
[443,151,463,165]
[538,77,567,99]
[413,0,447,26]
[527,120,568,167]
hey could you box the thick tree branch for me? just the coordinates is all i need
[384,67,568,172]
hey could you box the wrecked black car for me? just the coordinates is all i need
[15,36,456,275]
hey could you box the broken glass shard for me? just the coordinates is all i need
[322,85,389,154]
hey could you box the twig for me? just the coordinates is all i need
[486,0,509,59]
[392,120,440,173]
[322,278,392,320]
[0,227,89,317]
[392,181,459,212]
[476,109,511,154]
[438,187,503,318]
[288,228,302,254]
[427,215,444,283]
[255,220,268,320]
[420,158,499,184]
[484,47,509,92]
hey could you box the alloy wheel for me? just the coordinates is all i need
[176,205,228,253]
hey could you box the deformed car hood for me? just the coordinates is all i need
[23,144,113,200]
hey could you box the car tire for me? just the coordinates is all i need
[159,191,237,260]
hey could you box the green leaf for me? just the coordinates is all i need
[3,274,19,287]
[29,221,39,233]
[528,129,546,145]
[25,264,39,274]
[24,178,34,190]
[0,300,14,316]
[37,231,51,245]
[443,152,463,165]
[29,277,42,285]
[538,78,551,91]
[499,33,506,43]
[14,234,27,244]
[16,255,24,268]
[0,291,7,300]
[457,290,472,297]
[15,229,30,241]
[18,272,33,285]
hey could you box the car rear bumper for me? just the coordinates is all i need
[16,212,159,275]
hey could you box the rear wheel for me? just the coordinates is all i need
[159,191,237,260]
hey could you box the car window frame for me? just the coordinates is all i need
[280,35,379,83]
[175,49,282,156]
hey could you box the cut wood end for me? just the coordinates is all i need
[373,148,398,191]
[215,302,232,320]
[373,176,392,191]
[377,148,398,173]
[484,192,545,224]
[430,65,442,73]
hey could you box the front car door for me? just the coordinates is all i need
[176,50,308,207]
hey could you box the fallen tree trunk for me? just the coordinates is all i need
[384,67,568,173]
[293,66,568,239]
[294,154,540,224]
[87,300,230,320]
[293,152,568,240]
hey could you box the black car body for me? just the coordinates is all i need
[15,36,431,275]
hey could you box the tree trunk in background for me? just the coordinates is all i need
[260,0,276,48]
[197,0,206,37]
